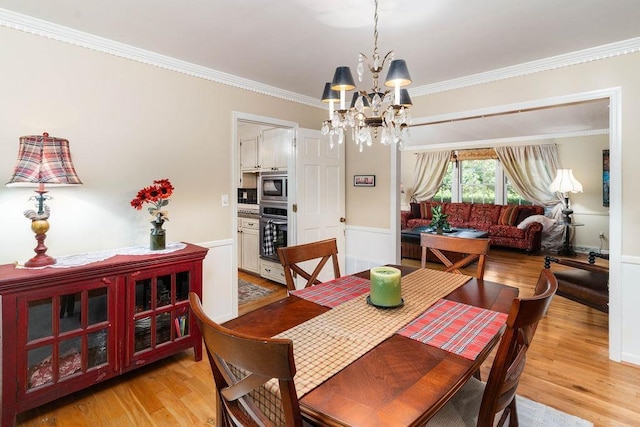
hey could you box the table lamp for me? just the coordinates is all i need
[549,168,583,224]
[6,132,82,267]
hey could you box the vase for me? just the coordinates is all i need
[436,226,443,235]
[150,220,166,250]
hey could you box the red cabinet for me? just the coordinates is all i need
[0,243,208,426]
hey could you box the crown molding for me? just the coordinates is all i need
[1,8,638,107]
[0,8,323,108]
[410,37,640,97]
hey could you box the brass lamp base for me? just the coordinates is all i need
[25,219,56,267]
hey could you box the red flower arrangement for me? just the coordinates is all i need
[130,179,174,223]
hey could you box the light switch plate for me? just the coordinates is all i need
[221,194,229,207]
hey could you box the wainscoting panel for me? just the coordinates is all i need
[620,255,640,365]
[345,225,393,274]
[197,238,235,323]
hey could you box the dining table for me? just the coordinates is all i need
[223,265,518,426]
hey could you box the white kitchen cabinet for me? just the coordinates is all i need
[260,259,286,286]
[240,136,260,172]
[238,218,260,273]
[260,128,289,171]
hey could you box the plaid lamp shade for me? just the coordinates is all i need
[7,132,82,186]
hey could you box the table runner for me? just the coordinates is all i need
[254,269,471,424]
[398,298,508,360]
[290,275,370,307]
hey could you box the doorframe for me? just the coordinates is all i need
[232,112,297,316]
[395,87,622,361]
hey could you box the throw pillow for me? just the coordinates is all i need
[419,201,433,220]
[516,207,535,225]
[410,202,421,219]
[498,205,520,225]
[517,214,556,231]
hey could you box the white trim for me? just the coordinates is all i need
[408,129,609,152]
[410,38,640,96]
[0,8,321,108]
[1,7,638,107]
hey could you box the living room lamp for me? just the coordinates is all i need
[6,132,82,267]
[549,169,583,224]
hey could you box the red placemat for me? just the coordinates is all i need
[290,275,370,308]
[398,299,508,360]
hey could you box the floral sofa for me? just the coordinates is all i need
[401,201,545,253]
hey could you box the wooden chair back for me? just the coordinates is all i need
[420,233,490,279]
[189,293,303,426]
[477,268,558,426]
[277,238,340,291]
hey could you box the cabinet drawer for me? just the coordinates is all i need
[260,259,286,285]
[241,218,259,230]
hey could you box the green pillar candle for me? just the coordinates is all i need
[369,266,402,307]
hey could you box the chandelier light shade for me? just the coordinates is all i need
[6,132,82,267]
[321,0,413,151]
[549,168,582,225]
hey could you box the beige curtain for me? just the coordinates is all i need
[406,150,452,202]
[494,144,563,218]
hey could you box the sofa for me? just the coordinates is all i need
[401,201,544,253]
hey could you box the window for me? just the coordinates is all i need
[434,157,532,205]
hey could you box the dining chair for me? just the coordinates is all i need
[277,238,340,291]
[189,293,304,427]
[427,268,558,426]
[420,233,490,279]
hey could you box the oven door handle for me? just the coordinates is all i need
[263,220,287,226]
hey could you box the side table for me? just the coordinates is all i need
[558,222,584,256]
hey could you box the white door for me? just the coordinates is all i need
[292,128,346,287]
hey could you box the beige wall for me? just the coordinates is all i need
[345,140,393,229]
[0,26,324,265]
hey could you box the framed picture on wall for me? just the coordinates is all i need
[603,149,610,207]
[354,175,375,187]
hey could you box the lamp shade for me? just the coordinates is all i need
[350,92,371,109]
[549,169,582,193]
[384,59,412,87]
[398,88,413,107]
[331,66,356,91]
[6,132,82,187]
[321,82,340,102]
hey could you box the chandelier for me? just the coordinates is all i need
[320,0,413,151]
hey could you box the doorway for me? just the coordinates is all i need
[395,88,621,361]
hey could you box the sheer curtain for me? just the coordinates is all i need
[494,144,562,213]
[406,150,452,202]
[495,144,564,250]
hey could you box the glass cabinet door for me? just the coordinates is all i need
[19,279,114,395]
[129,265,193,360]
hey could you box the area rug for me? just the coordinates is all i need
[429,376,593,426]
[516,394,593,426]
[238,279,274,305]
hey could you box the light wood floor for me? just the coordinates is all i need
[17,249,639,426]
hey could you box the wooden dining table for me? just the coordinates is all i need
[223,265,518,426]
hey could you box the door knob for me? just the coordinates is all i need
[340,217,346,223]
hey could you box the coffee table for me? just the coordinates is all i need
[401,226,489,261]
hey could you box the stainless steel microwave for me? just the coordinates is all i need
[259,171,287,203]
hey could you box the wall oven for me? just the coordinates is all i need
[259,203,288,262]
[259,171,287,203]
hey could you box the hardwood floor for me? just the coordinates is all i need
[17,249,640,426]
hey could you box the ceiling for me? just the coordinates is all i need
[0,0,637,145]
